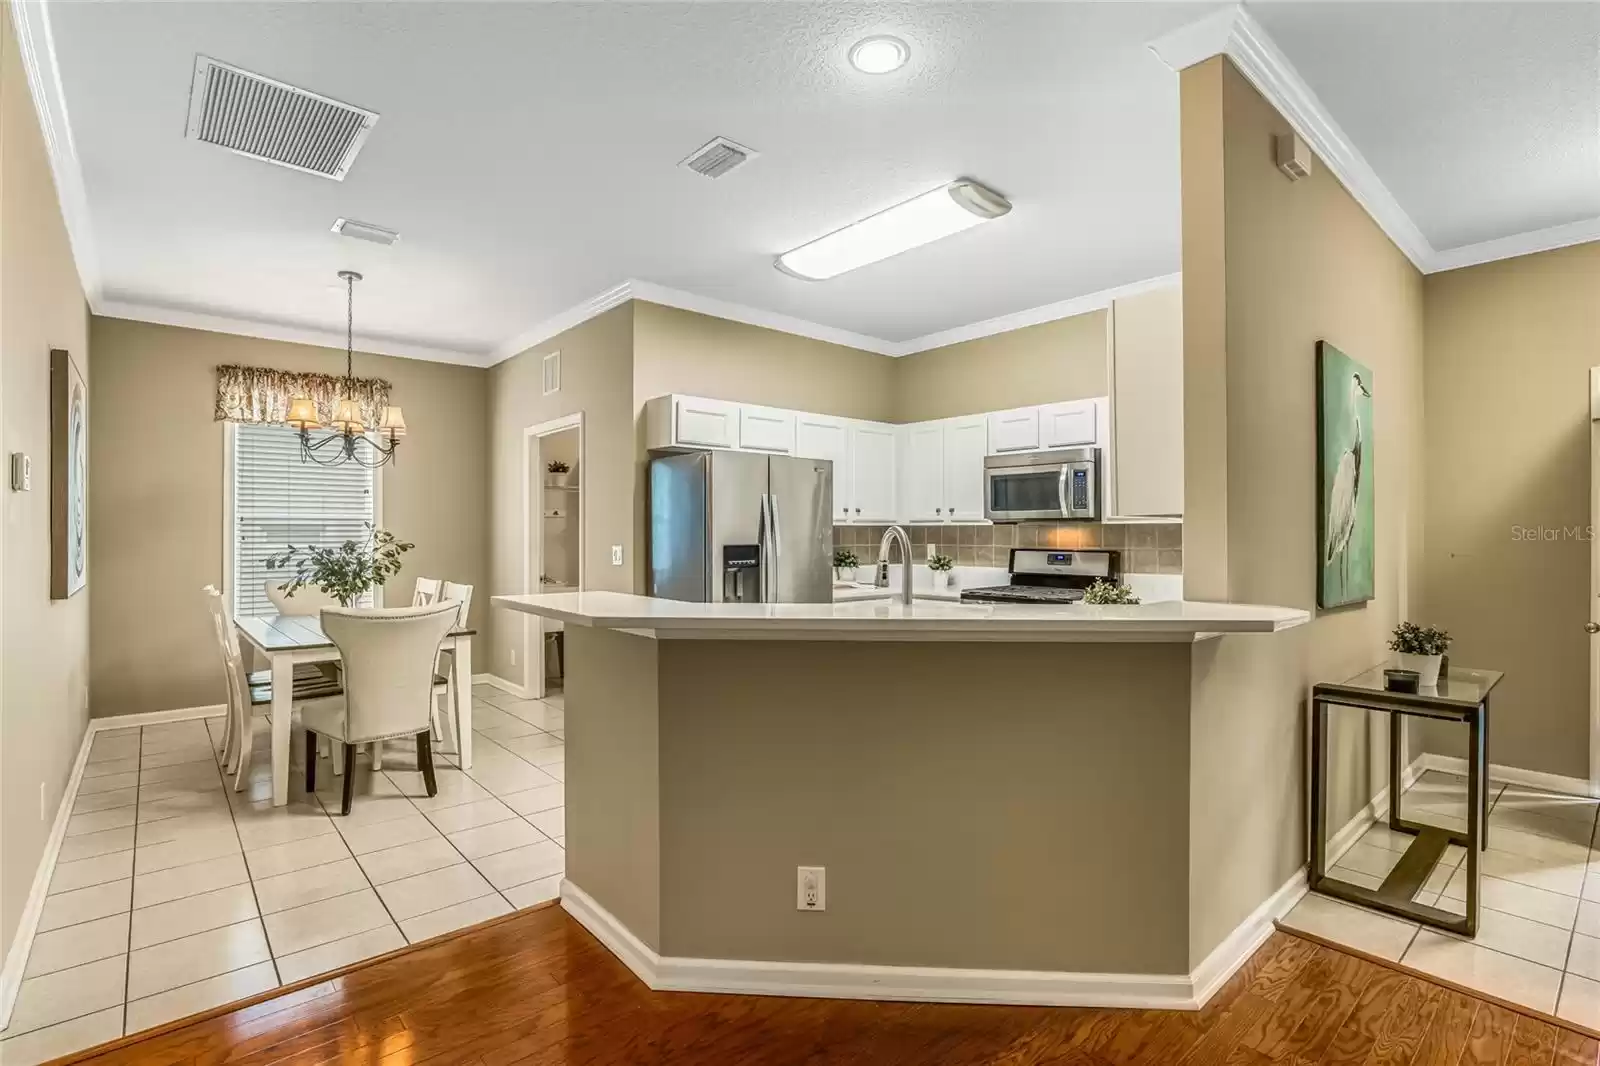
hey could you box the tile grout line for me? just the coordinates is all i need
[322,754,411,949]
[121,726,145,1036]
[213,725,281,993]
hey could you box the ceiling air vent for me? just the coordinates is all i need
[679,136,758,179]
[186,56,378,181]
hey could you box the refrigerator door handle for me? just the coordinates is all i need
[770,493,782,561]
[758,492,773,602]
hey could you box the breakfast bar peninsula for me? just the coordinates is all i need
[492,591,1310,1008]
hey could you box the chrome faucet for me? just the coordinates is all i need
[876,525,915,606]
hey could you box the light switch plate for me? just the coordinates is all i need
[611,545,624,566]
[9,453,30,492]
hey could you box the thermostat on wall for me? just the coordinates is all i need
[9,453,30,492]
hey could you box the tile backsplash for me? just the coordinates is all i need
[833,522,1182,575]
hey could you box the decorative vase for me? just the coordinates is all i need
[1396,652,1442,687]
[834,566,852,583]
[548,471,570,488]
[931,570,951,590]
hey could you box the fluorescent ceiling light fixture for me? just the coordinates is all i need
[849,35,909,74]
[776,180,1011,281]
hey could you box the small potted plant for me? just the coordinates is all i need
[546,459,572,487]
[1389,621,1451,687]
[833,548,859,583]
[1082,579,1141,605]
[265,523,413,607]
[928,552,955,590]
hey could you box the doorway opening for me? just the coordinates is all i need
[523,414,584,700]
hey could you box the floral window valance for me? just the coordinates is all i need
[214,365,392,427]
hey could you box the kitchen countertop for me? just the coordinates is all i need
[832,582,962,603]
[491,591,1309,642]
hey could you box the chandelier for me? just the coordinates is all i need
[285,270,406,467]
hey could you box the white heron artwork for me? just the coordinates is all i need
[1317,342,1374,608]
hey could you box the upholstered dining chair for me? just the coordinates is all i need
[304,602,460,815]
[266,581,339,617]
[202,586,343,791]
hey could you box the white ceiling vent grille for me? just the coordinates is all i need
[542,352,561,396]
[679,136,758,179]
[186,56,378,181]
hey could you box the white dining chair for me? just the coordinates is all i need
[303,602,460,815]
[429,582,474,749]
[266,581,339,617]
[412,577,442,606]
[202,586,342,791]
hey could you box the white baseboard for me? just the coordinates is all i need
[1327,752,1428,867]
[1421,752,1594,799]
[0,722,95,1030]
[473,673,534,701]
[562,867,1307,1010]
[0,703,225,1030]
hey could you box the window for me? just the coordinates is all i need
[230,423,377,617]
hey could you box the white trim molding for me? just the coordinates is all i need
[0,705,225,1027]
[561,870,1306,1011]
[1422,753,1595,800]
[895,274,1181,356]
[1146,4,1600,277]
[473,673,535,702]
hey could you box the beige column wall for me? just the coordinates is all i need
[87,317,488,717]
[1,6,93,961]
[488,304,636,687]
[1416,243,1600,780]
[1179,58,1427,967]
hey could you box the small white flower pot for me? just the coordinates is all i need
[931,570,953,590]
[855,565,880,584]
[1396,652,1443,687]
[834,566,854,583]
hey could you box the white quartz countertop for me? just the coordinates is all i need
[491,591,1309,642]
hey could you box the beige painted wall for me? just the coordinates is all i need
[892,310,1109,423]
[489,304,635,686]
[1,6,92,961]
[1180,58,1426,966]
[1417,243,1600,779]
[87,317,487,718]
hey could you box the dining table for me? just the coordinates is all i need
[234,612,476,807]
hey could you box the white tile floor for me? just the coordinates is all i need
[0,684,566,1066]
[1281,768,1600,1027]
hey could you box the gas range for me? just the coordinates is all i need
[959,548,1119,606]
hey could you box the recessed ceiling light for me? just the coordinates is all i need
[776,179,1011,281]
[848,35,909,75]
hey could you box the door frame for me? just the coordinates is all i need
[522,413,585,699]
[1589,369,1600,797]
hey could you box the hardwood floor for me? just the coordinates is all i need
[58,904,1597,1066]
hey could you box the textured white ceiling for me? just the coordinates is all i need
[48,1,1206,356]
[1251,0,1600,253]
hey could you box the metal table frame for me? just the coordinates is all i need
[1309,667,1500,938]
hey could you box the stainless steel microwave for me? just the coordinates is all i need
[983,447,1101,522]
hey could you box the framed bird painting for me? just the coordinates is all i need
[1317,341,1374,608]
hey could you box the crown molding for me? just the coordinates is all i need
[97,299,488,367]
[1426,215,1600,275]
[489,281,635,363]
[894,273,1181,357]
[11,0,104,305]
[627,280,901,357]
[1149,4,1432,272]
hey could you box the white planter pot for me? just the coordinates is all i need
[547,471,571,487]
[855,565,880,584]
[833,566,854,583]
[1396,652,1443,687]
[930,570,953,590]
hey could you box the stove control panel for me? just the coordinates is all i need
[1010,548,1116,578]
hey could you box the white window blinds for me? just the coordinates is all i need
[232,423,375,617]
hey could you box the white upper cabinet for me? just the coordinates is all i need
[671,396,740,450]
[738,404,796,454]
[795,414,853,522]
[1107,286,1183,517]
[848,423,897,523]
[987,407,1041,453]
[942,417,988,521]
[901,423,946,522]
[1039,399,1099,449]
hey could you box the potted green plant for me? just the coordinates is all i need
[547,459,572,488]
[1389,621,1451,687]
[1082,579,1141,605]
[833,548,859,583]
[264,524,414,607]
[928,552,955,590]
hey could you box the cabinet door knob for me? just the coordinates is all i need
[855,507,860,514]
[935,507,942,515]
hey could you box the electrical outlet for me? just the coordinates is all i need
[611,545,624,566]
[797,866,825,911]
[39,782,47,821]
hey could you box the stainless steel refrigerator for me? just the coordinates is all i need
[649,451,833,603]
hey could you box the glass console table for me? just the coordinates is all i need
[1310,666,1500,937]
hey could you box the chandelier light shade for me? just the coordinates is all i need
[293,270,402,468]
